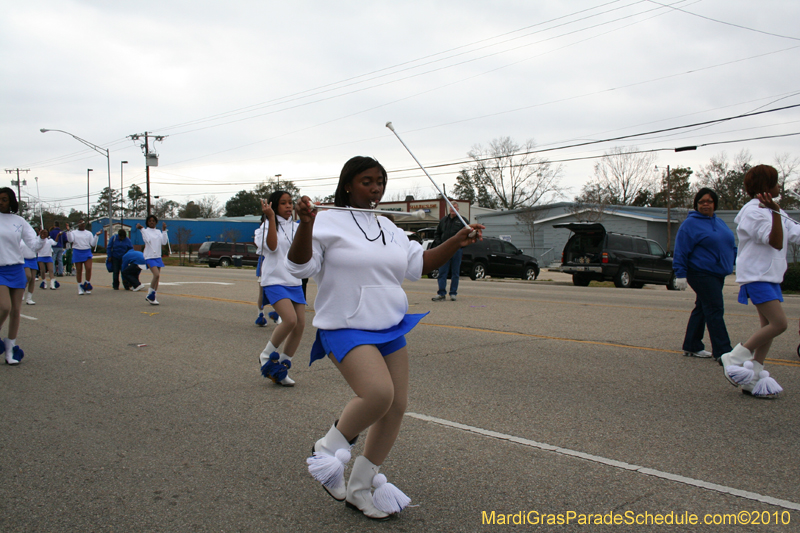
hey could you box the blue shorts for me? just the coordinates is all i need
[256,256,264,277]
[263,284,305,306]
[0,264,26,289]
[309,312,429,365]
[146,258,165,269]
[24,258,38,270]
[738,282,783,305]
[72,249,93,263]
[37,256,53,264]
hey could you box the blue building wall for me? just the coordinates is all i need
[91,217,261,247]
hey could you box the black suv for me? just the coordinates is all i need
[554,223,677,289]
[197,241,259,268]
[458,237,540,280]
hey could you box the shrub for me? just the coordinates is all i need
[781,263,800,291]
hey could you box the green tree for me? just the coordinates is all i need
[127,184,147,218]
[697,151,751,209]
[253,177,301,201]
[650,166,693,209]
[179,201,201,219]
[152,199,180,220]
[91,187,123,219]
[225,190,261,217]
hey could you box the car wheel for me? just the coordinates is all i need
[428,269,439,279]
[523,266,538,281]
[470,263,486,280]
[666,272,679,291]
[614,266,633,288]
[572,274,591,286]
[219,258,231,267]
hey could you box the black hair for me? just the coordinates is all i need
[333,156,387,208]
[118,229,127,238]
[146,214,158,225]
[693,188,718,211]
[268,190,292,218]
[0,187,19,213]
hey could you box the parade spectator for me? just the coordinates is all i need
[107,229,133,290]
[121,248,146,291]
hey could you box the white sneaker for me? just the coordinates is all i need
[146,290,159,305]
[683,349,712,358]
[50,279,56,290]
[78,285,85,295]
[26,297,35,305]
[132,285,145,292]
[279,375,295,387]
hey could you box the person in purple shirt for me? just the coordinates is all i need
[49,221,67,276]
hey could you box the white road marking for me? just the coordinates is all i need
[157,282,234,286]
[20,314,37,321]
[406,412,800,511]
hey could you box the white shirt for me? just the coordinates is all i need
[20,238,38,260]
[735,198,800,284]
[141,227,168,260]
[286,210,424,331]
[67,229,98,250]
[254,222,267,255]
[0,213,43,266]
[37,238,57,258]
[259,216,301,288]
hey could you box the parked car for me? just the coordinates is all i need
[554,222,677,289]
[458,237,540,281]
[197,241,259,268]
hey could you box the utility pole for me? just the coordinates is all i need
[5,168,30,215]
[666,165,671,253]
[128,132,166,217]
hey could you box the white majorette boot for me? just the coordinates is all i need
[307,424,354,501]
[741,361,783,398]
[346,455,411,520]
[720,344,753,387]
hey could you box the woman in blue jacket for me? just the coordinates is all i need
[672,188,736,361]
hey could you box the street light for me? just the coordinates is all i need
[40,128,113,229]
[87,169,93,217]
[120,161,128,227]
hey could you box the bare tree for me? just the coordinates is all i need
[586,146,657,205]
[515,207,551,250]
[466,137,564,209]
[567,198,608,223]
[696,150,751,209]
[222,229,241,243]
[175,226,193,266]
[196,196,222,218]
[774,152,800,209]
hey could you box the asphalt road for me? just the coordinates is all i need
[2,266,799,532]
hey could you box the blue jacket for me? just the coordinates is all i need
[672,211,736,278]
[108,236,134,259]
[121,249,145,270]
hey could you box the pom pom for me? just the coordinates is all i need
[752,370,783,397]
[54,281,60,288]
[260,353,287,382]
[85,282,93,291]
[268,311,280,323]
[40,281,45,289]
[281,358,292,370]
[307,448,351,490]
[255,313,267,326]
[372,474,411,514]
[11,345,24,364]
[727,360,754,385]
[269,351,280,362]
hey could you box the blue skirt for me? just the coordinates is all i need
[24,258,38,270]
[146,258,165,269]
[264,284,305,306]
[37,256,53,263]
[0,264,26,289]
[738,282,783,305]
[73,249,93,263]
[309,312,429,365]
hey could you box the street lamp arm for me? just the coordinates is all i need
[40,129,109,158]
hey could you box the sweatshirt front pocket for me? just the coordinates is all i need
[346,285,408,330]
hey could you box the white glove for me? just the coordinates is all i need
[675,278,688,291]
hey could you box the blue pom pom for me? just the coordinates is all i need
[260,356,288,383]
[54,281,60,288]
[255,313,267,326]
[85,282,93,291]
[269,351,280,362]
[12,345,24,363]
[282,358,292,370]
[268,311,279,323]
[40,281,45,289]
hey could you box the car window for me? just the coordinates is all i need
[607,234,633,252]
[501,242,518,254]
[234,244,246,254]
[634,239,649,255]
[246,244,257,254]
[210,243,226,251]
[488,240,504,253]
[648,241,665,256]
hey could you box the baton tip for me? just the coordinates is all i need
[385,121,394,131]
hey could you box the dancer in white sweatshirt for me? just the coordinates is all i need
[257,191,304,387]
[20,236,39,305]
[66,220,101,295]
[721,165,800,398]
[136,215,168,305]
[288,156,483,519]
[0,188,46,364]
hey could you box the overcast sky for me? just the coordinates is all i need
[3,0,800,216]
